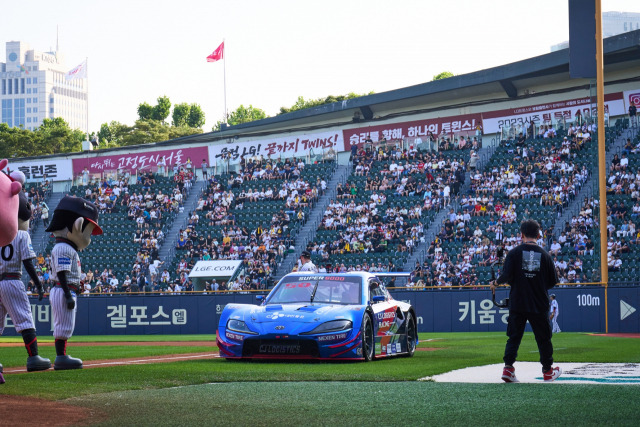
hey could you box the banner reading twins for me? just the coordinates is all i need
[208,131,344,164]
[72,146,210,175]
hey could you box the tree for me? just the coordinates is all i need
[121,119,171,146]
[0,123,40,159]
[213,104,268,131]
[278,92,374,115]
[36,118,83,154]
[152,96,172,123]
[97,121,131,147]
[137,102,153,120]
[187,103,205,128]
[172,103,191,127]
[432,71,454,81]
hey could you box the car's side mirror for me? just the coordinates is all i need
[372,295,385,303]
[256,295,265,302]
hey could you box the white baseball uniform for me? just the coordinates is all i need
[550,298,560,333]
[298,260,318,273]
[50,241,81,340]
[0,230,36,334]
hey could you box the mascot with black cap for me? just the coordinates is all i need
[0,172,52,383]
[46,195,102,370]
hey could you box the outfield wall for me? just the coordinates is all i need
[2,287,638,336]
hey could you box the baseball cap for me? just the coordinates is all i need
[46,195,103,235]
[301,250,311,258]
[550,294,556,298]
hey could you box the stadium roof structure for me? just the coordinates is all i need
[175,28,640,145]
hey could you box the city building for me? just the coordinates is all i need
[1,40,88,131]
[551,11,640,51]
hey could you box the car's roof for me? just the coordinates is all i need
[282,272,375,280]
[282,272,411,279]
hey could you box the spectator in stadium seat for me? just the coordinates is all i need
[469,151,479,171]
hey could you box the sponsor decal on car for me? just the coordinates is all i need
[259,344,301,354]
[376,311,395,320]
[317,332,348,342]
[225,331,245,341]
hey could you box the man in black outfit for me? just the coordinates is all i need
[491,219,562,382]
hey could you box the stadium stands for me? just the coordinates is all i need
[24,117,639,295]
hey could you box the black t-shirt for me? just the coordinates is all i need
[496,243,557,313]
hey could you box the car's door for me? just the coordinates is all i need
[368,279,400,356]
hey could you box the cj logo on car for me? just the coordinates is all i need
[275,325,285,330]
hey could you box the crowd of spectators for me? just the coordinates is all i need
[169,157,323,292]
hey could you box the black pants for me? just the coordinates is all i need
[503,310,553,371]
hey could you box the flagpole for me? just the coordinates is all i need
[223,38,227,123]
[85,57,89,142]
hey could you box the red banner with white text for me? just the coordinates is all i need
[342,113,484,147]
[72,146,209,175]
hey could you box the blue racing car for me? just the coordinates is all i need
[216,272,418,360]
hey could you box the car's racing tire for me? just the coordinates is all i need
[362,314,374,361]
[404,312,417,357]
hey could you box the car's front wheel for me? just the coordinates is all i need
[362,314,374,361]
[404,312,417,357]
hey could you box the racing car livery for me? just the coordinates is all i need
[216,272,418,360]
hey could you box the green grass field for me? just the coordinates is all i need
[1,332,639,426]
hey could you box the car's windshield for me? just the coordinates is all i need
[268,276,362,305]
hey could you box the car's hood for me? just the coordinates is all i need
[240,303,362,324]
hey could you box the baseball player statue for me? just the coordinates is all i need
[46,196,102,370]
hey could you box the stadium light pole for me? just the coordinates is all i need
[595,0,608,333]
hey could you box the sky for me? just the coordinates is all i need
[2,0,639,133]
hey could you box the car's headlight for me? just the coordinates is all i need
[227,319,258,335]
[302,320,353,335]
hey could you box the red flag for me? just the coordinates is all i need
[206,42,224,62]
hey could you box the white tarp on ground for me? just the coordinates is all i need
[421,362,640,384]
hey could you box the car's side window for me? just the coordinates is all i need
[369,279,385,301]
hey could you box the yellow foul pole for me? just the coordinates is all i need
[595,0,608,333]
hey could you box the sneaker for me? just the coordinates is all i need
[502,366,519,383]
[543,366,562,382]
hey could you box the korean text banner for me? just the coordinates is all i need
[342,113,483,147]
[8,158,73,183]
[208,131,343,163]
[482,92,626,133]
[72,146,209,175]
[4,286,634,336]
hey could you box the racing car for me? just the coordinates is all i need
[216,272,418,360]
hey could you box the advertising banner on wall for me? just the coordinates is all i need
[8,158,74,183]
[72,146,209,175]
[343,113,483,147]
[623,88,640,110]
[482,92,626,133]
[189,260,243,278]
[208,131,342,164]
[4,287,634,335]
